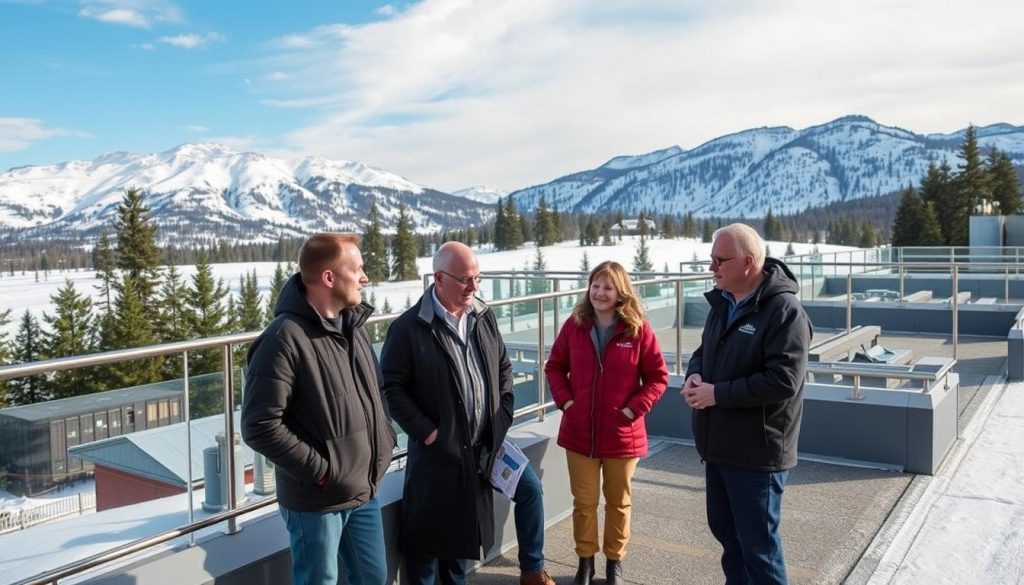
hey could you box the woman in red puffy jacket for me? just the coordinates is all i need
[545,260,668,585]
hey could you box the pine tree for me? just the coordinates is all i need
[235,270,264,333]
[633,234,654,273]
[785,243,796,256]
[534,197,557,247]
[9,310,47,405]
[363,200,389,283]
[102,277,163,388]
[951,125,991,245]
[504,198,524,250]
[494,198,509,250]
[682,212,697,238]
[987,149,1022,215]
[266,262,288,323]
[42,280,99,398]
[891,188,925,247]
[583,219,600,246]
[920,162,955,245]
[186,251,231,373]
[155,262,190,343]
[920,202,944,246]
[701,220,713,243]
[528,248,549,296]
[661,214,676,239]
[391,205,420,281]
[93,232,117,315]
[763,208,777,241]
[858,222,876,248]
[114,187,162,309]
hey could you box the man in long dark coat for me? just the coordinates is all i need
[382,241,554,585]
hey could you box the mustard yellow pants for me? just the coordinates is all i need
[565,450,640,560]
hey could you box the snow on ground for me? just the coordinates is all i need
[869,382,1024,585]
[0,478,95,511]
[0,236,849,339]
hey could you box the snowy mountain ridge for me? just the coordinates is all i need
[0,143,491,244]
[510,115,1024,218]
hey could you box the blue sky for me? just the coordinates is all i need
[2,0,1023,192]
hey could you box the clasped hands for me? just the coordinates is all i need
[681,373,716,410]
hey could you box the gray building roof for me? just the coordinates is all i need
[0,380,184,423]
[68,412,254,487]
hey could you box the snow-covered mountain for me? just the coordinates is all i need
[450,185,507,205]
[0,143,492,244]
[511,116,1024,218]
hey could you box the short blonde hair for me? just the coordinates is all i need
[298,233,360,286]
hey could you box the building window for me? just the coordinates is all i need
[158,401,169,421]
[67,430,77,439]
[147,403,158,424]
[170,401,180,418]
[126,408,135,425]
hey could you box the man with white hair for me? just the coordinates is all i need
[682,223,812,585]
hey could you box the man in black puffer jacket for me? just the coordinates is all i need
[242,233,396,585]
[682,223,812,585]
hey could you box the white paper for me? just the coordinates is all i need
[489,439,529,500]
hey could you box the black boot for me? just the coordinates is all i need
[606,558,623,585]
[573,556,595,585]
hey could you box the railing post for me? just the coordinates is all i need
[1006,266,1011,303]
[952,265,959,361]
[183,351,195,545]
[553,279,560,337]
[222,344,239,535]
[675,281,683,375]
[846,270,853,334]
[536,298,546,422]
[898,264,905,300]
[509,278,515,332]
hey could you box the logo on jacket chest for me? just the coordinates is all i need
[738,323,756,335]
[615,341,634,349]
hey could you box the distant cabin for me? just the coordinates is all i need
[610,218,657,236]
[0,383,185,495]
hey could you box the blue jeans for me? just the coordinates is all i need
[705,462,789,585]
[405,464,546,584]
[280,497,387,585]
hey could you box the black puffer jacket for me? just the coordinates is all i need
[242,274,396,512]
[685,258,813,471]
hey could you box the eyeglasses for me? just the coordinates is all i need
[710,255,735,266]
[439,270,482,286]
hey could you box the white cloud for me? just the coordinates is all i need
[157,32,224,49]
[254,0,1024,192]
[135,42,156,51]
[78,0,183,28]
[185,125,210,133]
[0,118,87,152]
[375,4,397,17]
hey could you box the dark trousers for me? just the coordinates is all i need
[705,461,789,585]
[405,464,545,584]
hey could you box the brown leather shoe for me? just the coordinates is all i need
[520,568,556,585]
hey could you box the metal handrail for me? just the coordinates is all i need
[14,395,558,585]
[1,258,1003,584]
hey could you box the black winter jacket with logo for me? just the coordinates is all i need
[685,258,813,471]
[241,274,396,512]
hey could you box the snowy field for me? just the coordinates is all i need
[0,236,849,339]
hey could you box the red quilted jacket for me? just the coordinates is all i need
[545,317,668,458]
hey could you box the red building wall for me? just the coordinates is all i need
[94,466,255,511]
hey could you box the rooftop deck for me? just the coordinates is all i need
[475,332,1011,584]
